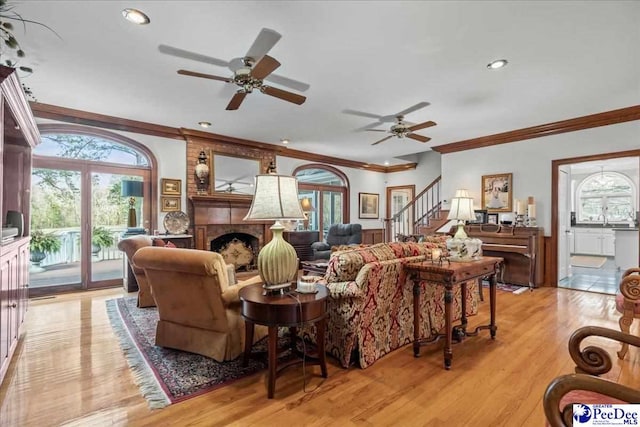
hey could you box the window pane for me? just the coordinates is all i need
[579,198,603,222]
[36,134,149,166]
[578,171,636,223]
[297,168,344,186]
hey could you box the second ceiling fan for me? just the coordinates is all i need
[159,28,308,111]
[343,102,437,145]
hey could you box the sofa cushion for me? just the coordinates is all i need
[325,240,448,283]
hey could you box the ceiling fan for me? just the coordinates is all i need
[343,102,436,145]
[366,115,437,146]
[159,28,309,110]
[343,102,431,130]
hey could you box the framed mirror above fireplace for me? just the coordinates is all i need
[213,154,260,196]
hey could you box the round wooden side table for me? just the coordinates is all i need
[239,283,328,398]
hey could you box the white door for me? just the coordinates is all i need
[558,167,571,280]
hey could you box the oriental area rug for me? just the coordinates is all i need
[106,297,279,409]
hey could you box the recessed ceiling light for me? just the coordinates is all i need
[198,121,211,128]
[280,138,289,144]
[384,161,389,166]
[122,8,150,25]
[487,59,508,69]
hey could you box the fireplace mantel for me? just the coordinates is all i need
[190,194,272,251]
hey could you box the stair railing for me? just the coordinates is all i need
[383,176,442,242]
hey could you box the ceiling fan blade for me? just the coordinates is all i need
[261,86,306,105]
[159,44,230,68]
[396,102,430,117]
[265,73,310,92]
[354,122,384,131]
[342,109,384,120]
[245,28,282,60]
[226,92,248,110]
[365,129,388,132]
[251,55,280,80]
[177,69,232,82]
[409,120,437,132]
[407,133,431,143]
[372,135,394,146]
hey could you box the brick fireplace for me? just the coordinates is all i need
[190,194,273,257]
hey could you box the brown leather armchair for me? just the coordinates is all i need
[543,326,640,426]
[117,235,155,307]
[133,246,267,362]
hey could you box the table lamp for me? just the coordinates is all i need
[447,189,475,239]
[121,180,144,229]
[299,197,315,230]
[244,174,306,293]
[446,189,482,260]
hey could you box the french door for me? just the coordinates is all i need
[30,159,149,295]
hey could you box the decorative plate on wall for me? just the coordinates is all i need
[163,211,189,235]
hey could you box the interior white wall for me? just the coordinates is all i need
[276,156,387,230]
[440,120,640,235]
[384,151,442,191]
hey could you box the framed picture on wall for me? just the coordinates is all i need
[161,196,181,212]
[481,173,513,213]
[359,192,379,219]
[161,178,181,195]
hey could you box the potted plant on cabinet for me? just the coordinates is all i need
[29,229,61,268]
[91,226,115,256]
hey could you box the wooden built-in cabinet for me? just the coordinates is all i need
[0,66,41,386]
[362,228,384,245]
[283,231,319,262]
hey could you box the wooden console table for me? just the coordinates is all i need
[406,256,503,369]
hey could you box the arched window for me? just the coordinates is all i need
[294,164,350,237]
[31,124,156,293]
[576,171,636,224]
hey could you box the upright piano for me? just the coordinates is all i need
[453,224,544,289]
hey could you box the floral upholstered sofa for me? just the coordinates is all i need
[301,238,480,369]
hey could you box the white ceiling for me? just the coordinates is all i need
[11,1,640,166]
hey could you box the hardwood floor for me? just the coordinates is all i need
[1,286,638,426]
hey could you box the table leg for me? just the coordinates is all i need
[489,272,498,339]
[242,319,254,367]
[444,284,453,370]
[461,281,468,332]
[267,325,278,399]
[413,276,421,357]
[317,317,327,378]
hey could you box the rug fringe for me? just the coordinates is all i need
[106,299,170,409]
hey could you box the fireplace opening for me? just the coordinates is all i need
[211,232,259,271]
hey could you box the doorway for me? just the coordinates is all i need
[553,152,640,294]
[30,164,149,295]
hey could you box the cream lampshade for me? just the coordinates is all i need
[446,189,482,260]
[447,189,475,239]
[244,174,306,292]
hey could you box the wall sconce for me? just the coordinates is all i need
[194,150,209,195]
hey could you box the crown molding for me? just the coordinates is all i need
[29,102,418,173]
[432,105,640,154]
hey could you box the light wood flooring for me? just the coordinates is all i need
[1,286,640,426]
